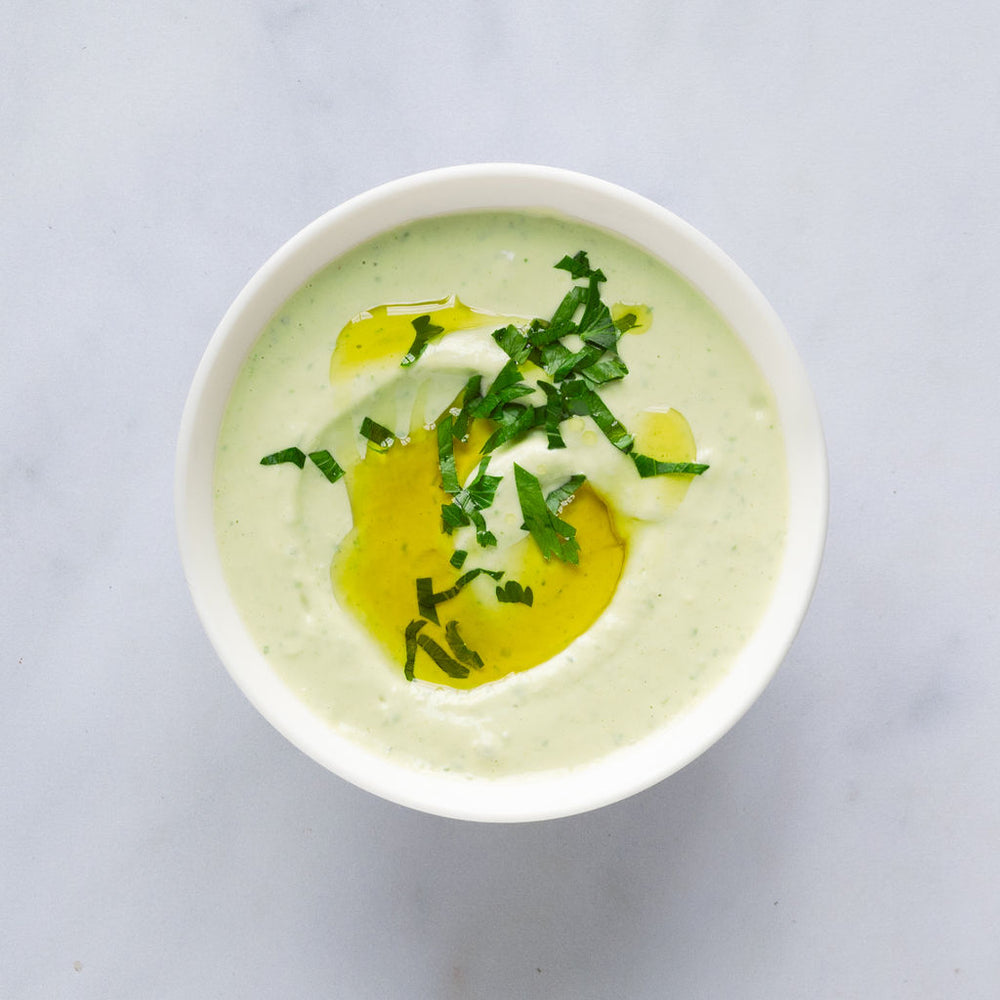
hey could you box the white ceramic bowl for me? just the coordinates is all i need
[176,164,827,822]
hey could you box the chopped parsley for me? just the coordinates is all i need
[545,474,587,515]
[496,580,534,606]
[437,415,461,494]
[444,620,484,670]
[401,314,445,367]
[263,250,712,685]
[554,250,601,280]
[514,463,580,564]
[359,416,395,450]
[260,446,344,484]
[451,374,482,441]
[307,449,345,484]
[631,454,709,478]
[415,568,505,624]
[415,633,469,678]
[440,457,502,547]
[614,311,638,333]
[260,447,306,468]
[403,619,428,681]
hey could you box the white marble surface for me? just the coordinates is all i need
[3,1,998,996]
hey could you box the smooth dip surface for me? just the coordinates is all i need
[214,211,788,777]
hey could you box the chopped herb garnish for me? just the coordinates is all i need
[496,580,534,606]
[457,457,503,510]
[614,311,638,333]
[415,634,469,678]
[444,620,484,669]
[437,415,460,494]
[631,454,709,477]
[359,416,395,450]
[554,250,600,280]
[540,340,603,382]
[514,463,580,564]
[577,276,618,350]
[468,509,497,548]
[580,355,629,387]
[538,381,567,450]
[545,474,587,515]
[415,568,505,623]
[446,566,504,595]
[403,619,428,681]
[479,403,538,455]
[492,324,533,365]
[452,374,482,441]
[442,457,502,543]
[537,285,587,344]
[307,449,345,484]
[416,577,439,623]
[469,359,535,419]
[260,447,306,468]
[561,382,633,453]
[401,314,445,367]
[260,248,713,692]
[261,446,345,483]
[441,502,469,535]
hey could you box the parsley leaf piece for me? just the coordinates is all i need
[359,416,395,450]
[260,447,306,469]
[444,620,484,669]
[577,275,619,350]
[536,340,573,378]
[401,314,445,367]
[495,580,534,606]
[468,509,497,548]
[539,341,604,383]
[443,504,498,548]
[452,374,482,442]
[307,449,345,484]
[437,415,460,494]
[554,250,597,280]
[469,360,535,419]
[631,454,709,477]
[585,391,633,452]
[453,566,505,589]
[416,634,470,678]
[492,324,533,365]
[514,463,580,564]
[443,448,502,539]
[614,311,638,333]
[545,474,587,515]
[479,404,538,455]
[450,549,468,569]
[416,577,440,624]
[580,355,629,387]
[538,381,567,450]
[560,382,634,453]
[417,568,505,622]
[465,461,498,503]
[403,619,428,681]
[441,502,469,535]
[531,285,587,346]
[453,457,502,512]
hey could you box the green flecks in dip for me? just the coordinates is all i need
[214,211,788,778]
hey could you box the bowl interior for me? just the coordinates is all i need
[176,164,827,821]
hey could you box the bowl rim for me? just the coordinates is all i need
[176,163,828,822]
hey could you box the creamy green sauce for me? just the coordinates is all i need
[214,211,787,777]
